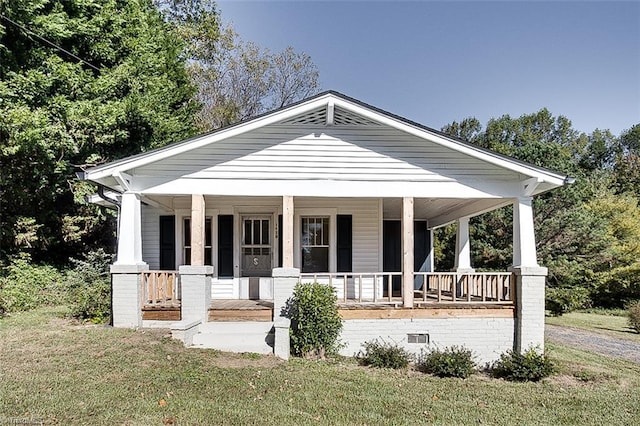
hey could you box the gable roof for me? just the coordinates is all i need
[83,91,572,193]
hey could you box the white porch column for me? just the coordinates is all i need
[402,197,414,308]
[179,265,213,323]
[454,216,473,272]
[511,197,547,352]
[191,194,205,266]
[272,267,300,360]
[512,196,538,267]
[282,196,294,268]
[115,192,144,265]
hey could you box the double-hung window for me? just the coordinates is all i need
[183,217,213,265]
[301,217,329,273]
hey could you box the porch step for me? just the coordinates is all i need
[191,321,274,354]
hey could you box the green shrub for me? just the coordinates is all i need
[358,340,413,369]
[0,257,64,313]
[491,347,555,382]
[286,282,343,358]
[627,300,640,333]
[65,249,113,323]
[418,346,476,378]
[546,287,590,316]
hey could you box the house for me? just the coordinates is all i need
[81,91,571,363]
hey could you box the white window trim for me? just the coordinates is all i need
[175,208,219,270]
[294,208,337,272]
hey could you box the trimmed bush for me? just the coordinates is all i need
[418,346,476,378]
[358,340,412,369]
[286,282,343,358]
[0,257,64,313]
[627,300,640,333]
[546,287,590,316]
[65,249,113,323]
[491,347,555,382]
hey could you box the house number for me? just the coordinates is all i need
[253,257,259,266]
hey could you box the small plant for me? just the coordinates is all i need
[490,347,555,382]
[65,249,113,323]
[358,340,412,369]
[627,300,640,333]
[546,287,590,316]
[418,346,476,378]
[286,282,343,358]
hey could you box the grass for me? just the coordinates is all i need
[546,311,640,343]
[1,307,639,425]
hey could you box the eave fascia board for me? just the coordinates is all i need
[330,97,568,187]
[84,94,337,181]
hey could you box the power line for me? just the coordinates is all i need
[0,13,101,73]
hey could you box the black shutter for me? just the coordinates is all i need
[278,214,283,268]
[414,221,429,272]
[336,215,352,272]
[218,215,234,277]
[159,216,175,270]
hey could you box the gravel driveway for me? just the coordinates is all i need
[545,324,640,364]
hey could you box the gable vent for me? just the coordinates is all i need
[333,107,381,126]
[281,107,327,125]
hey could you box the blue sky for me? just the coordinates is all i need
[217,1,639,136]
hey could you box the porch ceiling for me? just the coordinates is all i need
[383,198,510,228]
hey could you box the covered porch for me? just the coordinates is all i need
[122,193,536,313]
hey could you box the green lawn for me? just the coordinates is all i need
[1,308,639,425]
[546,311,640,343]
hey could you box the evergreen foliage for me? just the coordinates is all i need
[0,256,64,313]
[286,282,343,358]
[65,249,113,323]
[358,340,412,369]
[491,348,555,382]
[0,0,200,265]
[417,346,477,378]
[627,301,640,333]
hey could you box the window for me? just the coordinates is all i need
[301,217,329,273]
[183,217,212,266]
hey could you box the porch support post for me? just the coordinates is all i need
[115,192,144,265]
[282,196,294,268]
[111,191,147,328]
[273,267,300,360]
[512,196,538,267]
[454,216,473,272]
[511,266,548,353]
[191,194,206,266]
[110,264,148,328]
[179,265,213,323]
[402,197,414,308]
[510,196,547,352]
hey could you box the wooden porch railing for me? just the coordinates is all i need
[414,272,515,304]
[300,272,403,303]
[141,271,180,307]
[301,272,515,305]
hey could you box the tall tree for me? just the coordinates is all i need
[156,1,320,131]
[0,0,199,264]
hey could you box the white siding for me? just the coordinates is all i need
[296,197,380,272]
[132,125,523,184]
[141,205,160,270]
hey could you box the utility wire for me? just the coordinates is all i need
[0,13,101,73]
